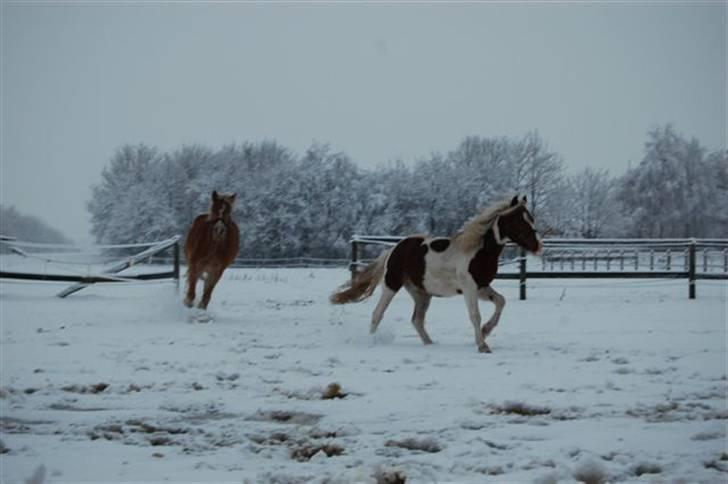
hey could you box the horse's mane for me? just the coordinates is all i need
[453,198,518,252]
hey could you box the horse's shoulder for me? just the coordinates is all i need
[427,237,452,253]
[190,214,208,227]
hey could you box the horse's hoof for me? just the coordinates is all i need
[183,299,194,308]
[478,343,492,353]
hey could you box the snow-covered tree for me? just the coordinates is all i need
[617,124,721,238]
[87,144,160,244]
[568,168,622,238]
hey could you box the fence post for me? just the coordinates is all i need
[350,238,359,282]
[519,247,527,301]
[173,239,180,290]
[688,239,696,300]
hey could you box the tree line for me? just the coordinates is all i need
[86,124,727,258]
[0,205,70,249]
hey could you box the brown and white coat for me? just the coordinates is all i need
[331,195,543,353]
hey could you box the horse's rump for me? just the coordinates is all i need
[330,250,389,304]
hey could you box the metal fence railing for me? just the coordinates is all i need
[0,236,181,297]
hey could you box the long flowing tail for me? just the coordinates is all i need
[330,250,389,304]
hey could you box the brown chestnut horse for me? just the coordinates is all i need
[183,191,240,310]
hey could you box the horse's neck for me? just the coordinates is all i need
[481,229,504,258]
[208,213,233,224]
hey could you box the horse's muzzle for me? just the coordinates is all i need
[534,240,545,256]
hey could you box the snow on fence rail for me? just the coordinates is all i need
[147,256,350,269]
[350,236,728,300]
[0,236,181,297]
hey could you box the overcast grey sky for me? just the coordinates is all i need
[1,1,725,242]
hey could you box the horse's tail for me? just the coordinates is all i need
[330,250,389,305]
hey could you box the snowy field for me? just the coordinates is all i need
[1,265,726,483]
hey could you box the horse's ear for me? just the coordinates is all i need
[212,190,219,201]
[522,195,528,205]
[510,195,519,207]
[230,193,237,204]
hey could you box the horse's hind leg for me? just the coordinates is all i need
[198,266,223,310]
[370,285,396,334]
[405,285,433,345]
[479,286,506,338]
[184,264,200,307]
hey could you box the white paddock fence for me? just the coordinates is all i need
[349,236,728,300]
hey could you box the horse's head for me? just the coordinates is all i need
[208,190,236,222]
[495,195,543,255]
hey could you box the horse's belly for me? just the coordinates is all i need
[422,271,460,297]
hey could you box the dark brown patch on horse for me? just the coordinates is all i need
[430,238,450,252]
[468,230,504,289]
[385,236,427,291]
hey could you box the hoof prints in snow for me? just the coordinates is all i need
[704,454,728,473]
[625,400,727,422]
[87,417,243,452]
[478,401,586,423]
[0,417,55,434]
[486,401,552,417]
[383,436,442,454]
[273,382,349,401]
[291,443,344,462]
[248,429,346,462]
[47,402,109,412]
[61,383,109,394]
[246,410,323,425]
[632,462,662,476]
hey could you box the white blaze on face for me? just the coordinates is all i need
[523,211,544,254]
[522,211,536,230]
[213,220,227,241]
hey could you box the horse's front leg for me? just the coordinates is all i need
[184,265,200,307]
[479,286,506,339]
[463,285,489,353]
[199,266,223,310]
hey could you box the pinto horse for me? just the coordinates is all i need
[183,191,240,310]
[330,195,543,353]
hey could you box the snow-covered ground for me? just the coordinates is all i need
[1,266,726,483]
